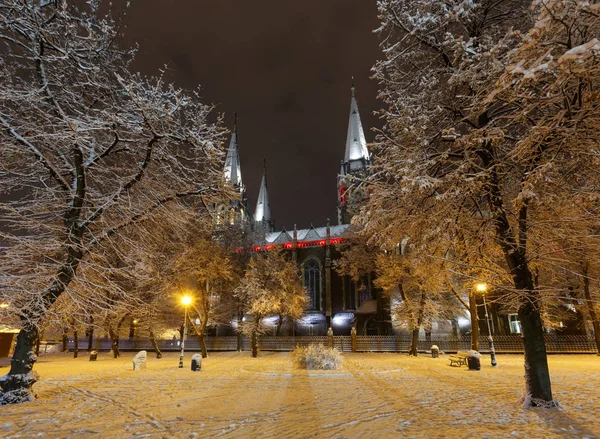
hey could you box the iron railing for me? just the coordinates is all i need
[55,334,598,354]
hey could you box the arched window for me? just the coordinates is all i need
[302,258,322,311]
[344,276,356,310]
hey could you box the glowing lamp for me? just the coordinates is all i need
[181,295,193,306]
[475,283,487,293]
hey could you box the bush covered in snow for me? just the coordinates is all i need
[292,344,343,370]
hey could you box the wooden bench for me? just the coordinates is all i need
[449,351,469,367]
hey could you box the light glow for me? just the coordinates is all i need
[475,283,487,293]
[332,313,354,326]
[181,295,193,306]
[0,303,9,309]
[457,317,470,327]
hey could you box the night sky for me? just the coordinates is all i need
[120,1,382,229]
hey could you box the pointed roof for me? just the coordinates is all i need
[344,79,369,162]
[254,159,271,224]
[224,116,243,190]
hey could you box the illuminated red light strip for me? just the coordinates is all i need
[236,237,346,253]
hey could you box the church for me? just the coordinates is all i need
[220,84,392,336]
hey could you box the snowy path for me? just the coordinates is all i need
[1,352,599,438]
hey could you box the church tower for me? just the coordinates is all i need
[219,115,248,227]
[253,159,274,234]
[337,80,371,225]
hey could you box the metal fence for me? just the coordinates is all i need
[57,334,598,354]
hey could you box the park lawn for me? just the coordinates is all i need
[0,351,598,438]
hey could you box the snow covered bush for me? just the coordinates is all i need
[292,345,343,370]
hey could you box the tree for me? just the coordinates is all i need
[375,251,463,356]
[334,230,378,287]
[174,238,233,358]
[365,0,600,406]
[235,250,309,357]
[0,1,227,404]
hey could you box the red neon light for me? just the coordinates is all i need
[339,184,347,207]
[247,238,346,251]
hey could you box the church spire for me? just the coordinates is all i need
[344,78,369,162]
[224,113,243,191]
[254,158,272,230]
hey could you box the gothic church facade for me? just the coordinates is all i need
[222,84,391,336]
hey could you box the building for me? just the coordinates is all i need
[222,83,391,336]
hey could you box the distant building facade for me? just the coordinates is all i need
[220,84,391,336]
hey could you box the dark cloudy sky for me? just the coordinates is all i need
[120,1,382,229]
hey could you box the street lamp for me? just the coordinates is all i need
[475,283,497,367]
[179,295,193,368]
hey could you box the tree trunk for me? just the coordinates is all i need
[251,317,259,358]
[128,319,136,339]
[275,315,283,336]
[409,291,427,356]
[409,328,419,356]
[237,331,243,352]
[582,261,600,355]
[148,330,162,359]
[237,314,243,351]
[188,314,208,358]
[469,290,479,351]
[73,331,79,359]
[0,322,39,404]
[61,328,69,353]
[108,315,127,359]
[482,142,553,405]
[518,296,553,406]
[34,330,42,357]
[251,330,258,358]
[87,323,94,352]
[108,325,120,359]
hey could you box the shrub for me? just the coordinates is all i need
[292,344,343,370]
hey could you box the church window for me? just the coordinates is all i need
[302,258,322,311]
[358,284,370,307]
[344,276,356,310]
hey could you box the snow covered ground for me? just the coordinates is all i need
[0,351,598,438]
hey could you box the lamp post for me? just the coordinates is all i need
[179,295,192,368]
[476,283,497,367]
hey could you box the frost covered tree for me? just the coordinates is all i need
[174,238,233,358]
[235,250,309,357]
[365,0,600,406]
[334,230,378,287]
[0,1,228,404]
[375,251,463,356]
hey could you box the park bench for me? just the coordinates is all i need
[448,351,469,367]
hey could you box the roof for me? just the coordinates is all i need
[264,224,349,244]
[253,167,271,224]
[344,85,370,163]
[354,299,377,315]
[223,125,243,190]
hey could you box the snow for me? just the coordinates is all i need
[1,352,599,438]
[559,38,600,63]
